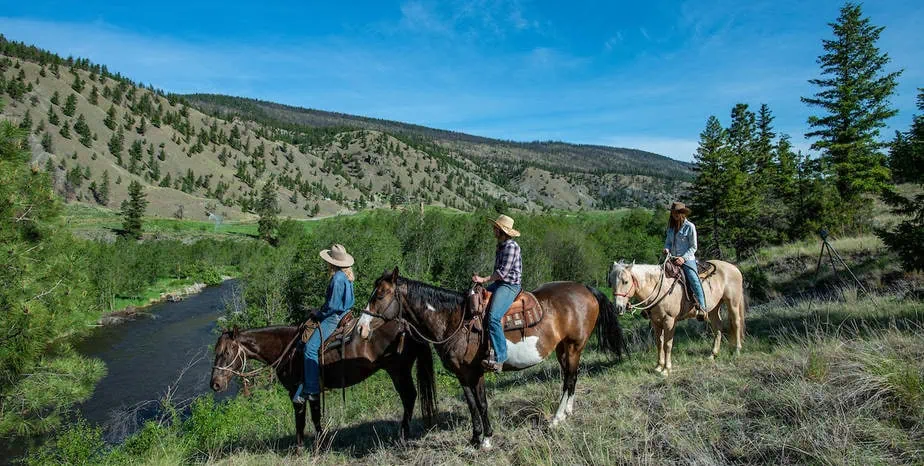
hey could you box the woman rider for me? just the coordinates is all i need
[663,202,708,321]
[472,214,522,373]
[293,244,355,406]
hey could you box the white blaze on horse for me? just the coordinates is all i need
[608,259,746,376]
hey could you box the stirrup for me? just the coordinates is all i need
[481,359,503,373]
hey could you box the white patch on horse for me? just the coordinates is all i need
[357,311,373,335]
[425,302,436,312]
[504,336,543,368]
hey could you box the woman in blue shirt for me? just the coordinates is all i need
[663,202,708,321]
[293,244,355,405]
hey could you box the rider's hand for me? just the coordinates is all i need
[674,257,685,265]
[472,274,487,284]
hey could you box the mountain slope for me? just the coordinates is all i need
[0,37,691,220]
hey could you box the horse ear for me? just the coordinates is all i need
[390,266,399,283]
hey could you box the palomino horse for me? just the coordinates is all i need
[608,259,746,376]
[209,318,436,451]
[357,268,627,450]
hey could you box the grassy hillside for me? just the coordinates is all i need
[0,38,691,222]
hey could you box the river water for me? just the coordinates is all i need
[74,279,240,442]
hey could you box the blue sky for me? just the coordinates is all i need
[2,1,922,161]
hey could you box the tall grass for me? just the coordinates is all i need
[29,293,923,465]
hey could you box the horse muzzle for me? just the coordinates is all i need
[357,310,373,339]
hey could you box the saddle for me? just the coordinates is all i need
[664,260,715,307]
[469,285,544,332]
[300,312,358,353]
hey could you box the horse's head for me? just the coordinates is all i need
[608,260,635,314]
[358,267,402,339]
[210,328,242,392]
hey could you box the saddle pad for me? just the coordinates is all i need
[475,288,544,332]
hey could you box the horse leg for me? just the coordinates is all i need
[652,319,665,373]
[551,341,581,427]
[293,402,306,454]
[387,366,417,442]
[708,301,724,359]
[475,376,494,450]
[729,295,744,355]
[460,381,483,447]
[563,343,582,417]
[663,318,676,376]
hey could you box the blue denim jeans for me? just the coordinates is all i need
[682,262,707,309]
[294,312,343,398]
[486,281,521,364]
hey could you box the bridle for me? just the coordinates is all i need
[212,330,301,383]
[361,283,467,346]
[611,255,676,314]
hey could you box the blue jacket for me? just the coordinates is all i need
[317,270,354,320]
[665,219,698,264]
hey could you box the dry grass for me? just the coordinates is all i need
[48,293,921,466]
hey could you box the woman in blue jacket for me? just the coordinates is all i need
[663,202,708,321]
[293,244,355,405]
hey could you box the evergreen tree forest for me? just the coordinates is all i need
[690,2,912,263]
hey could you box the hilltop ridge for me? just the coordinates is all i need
[0,36,691,220]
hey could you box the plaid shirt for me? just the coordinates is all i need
[494,239,522,285]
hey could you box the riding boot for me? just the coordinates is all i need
[308,396,322,434]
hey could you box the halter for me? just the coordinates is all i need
[361,283,468,346]
[613,255,677,314]
[613,275,639,299]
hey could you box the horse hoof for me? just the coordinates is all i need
[481,437,494,450]
[549,417,564,428]
[654,366,664,373]
[708,354,716,361]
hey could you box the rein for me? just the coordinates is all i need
[619,255,678,314]
[361,285,468,346]
[214,329,302,384]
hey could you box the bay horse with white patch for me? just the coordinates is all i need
[357,268,627,450]
[209,318,436,452]
[608,259,746,376]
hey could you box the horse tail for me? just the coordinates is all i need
[414,344,438,426]
[585,285,628,361]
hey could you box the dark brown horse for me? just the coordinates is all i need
[357,268,627,450]
[209,317,436,451]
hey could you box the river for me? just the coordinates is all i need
[74,279,241,443]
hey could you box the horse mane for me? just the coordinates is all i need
[398,276,466,312]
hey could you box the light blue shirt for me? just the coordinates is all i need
[665,219,698,264]
[318,270,354,320]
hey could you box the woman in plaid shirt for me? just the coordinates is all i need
[472,214,522,373]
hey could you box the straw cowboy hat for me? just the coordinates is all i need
[669,201,691,215]
[489,214,521,237]
[319,244,355,267]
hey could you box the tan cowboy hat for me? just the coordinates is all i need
[489,214,521,237]
[669,201,691,215]
[319,244,354,267]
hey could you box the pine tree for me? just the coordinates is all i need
[109,128,124,165]
[725,104,763,257]
[63,93,77,117]
[136,116,146,135]
[19,110,32,131]
[689,115,732,258]
[96,170,110,205]
[103,105,117,130]
[59,121,70,139]
[120,180,148,239]
[47,106,59,126]
[877,88,924,270]
[256,181,280,242]
[41,132,53,153]
[89,85,99,105]
[74,114,91,147]
[802,2,901,222]
[50,91,60,106]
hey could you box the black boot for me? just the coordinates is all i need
[308,396,322,434]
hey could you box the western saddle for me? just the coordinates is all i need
[468,284,544,332]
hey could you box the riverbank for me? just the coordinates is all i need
[99,272,236,326]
